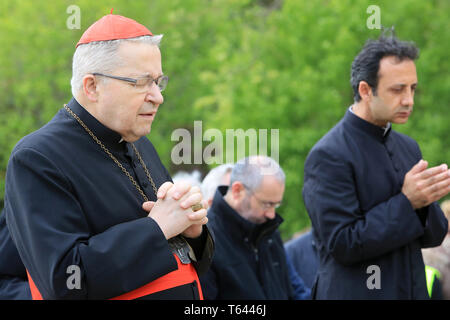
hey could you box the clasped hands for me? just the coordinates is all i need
[402,160,450,210]
[142,181,208,240]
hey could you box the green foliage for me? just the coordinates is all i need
[0,0,448,239]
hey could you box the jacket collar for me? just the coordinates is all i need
[344,108,392,142]
[211,186,283,245]
[65,97,128,153]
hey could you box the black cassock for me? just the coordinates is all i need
[4,98,213,299]
[0,212,31,299]
[303,109,448,299]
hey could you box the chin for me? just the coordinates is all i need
[123,129,152,142]
[140,125,152,137]
[393,118,410,124]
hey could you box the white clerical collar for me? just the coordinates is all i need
[349,105,391,136]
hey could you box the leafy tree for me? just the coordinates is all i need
[0,0,448,239]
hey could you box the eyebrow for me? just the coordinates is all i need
[131,72,164,78]
[390,83,418,88]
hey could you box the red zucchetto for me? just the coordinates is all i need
[76,10,153,47]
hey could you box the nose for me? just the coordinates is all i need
[145,84,164,106]
[265,208,276,220]
[402,88,414,107]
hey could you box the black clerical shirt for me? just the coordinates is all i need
[303,108,448,299]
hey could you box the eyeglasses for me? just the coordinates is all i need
[242,184,282,209]
[92,73,169,92]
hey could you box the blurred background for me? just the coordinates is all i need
[0,0,448,240]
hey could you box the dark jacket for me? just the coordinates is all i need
[0,212,31,299]
[285,254,311,299]
[302,109,448,299]
[199,186,294,300]
[4,97,213,300]
[284,230,319,290]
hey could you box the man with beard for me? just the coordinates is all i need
[200,156,296,299]
[302,34,449,299]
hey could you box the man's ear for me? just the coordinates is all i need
[230,182,246,200]
[82,74,99,102]
[358,81,373,102]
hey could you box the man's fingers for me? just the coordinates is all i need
[424,174,450,200]
[167,181,192,200]
[418,164,448,181]
[177,186,204,209]
[186,200,209,222]
[423,169,450,188]
[179,186,201,200]
[200,216,208,225]
[142,201,155,212]
[409,159,428,175]
[157,181,193,200]
[187,208,208,222]
[200,199,209,211]
[189,186,201,194]
[180,192,203,209]
[157,182,174,199]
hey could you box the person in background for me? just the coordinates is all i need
[172,170,202,188]
[200,156,309,299]
[303,34,449,299]
[201,163,234,207]
[284,227,319,290]
[422,200,450,299]
[201,160,310,299]
[285,254,311,299]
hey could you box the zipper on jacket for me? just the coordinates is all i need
[245,237,259,263]
[249,220,279,263]
[253,246,259,262]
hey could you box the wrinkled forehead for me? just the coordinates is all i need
[116,41,162,76]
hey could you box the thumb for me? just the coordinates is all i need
[410,159,428,174]
[142,201,156,212]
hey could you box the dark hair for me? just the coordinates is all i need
[350,34,419,102]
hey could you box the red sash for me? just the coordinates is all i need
[27,270,43,300]
[27,254,203,300]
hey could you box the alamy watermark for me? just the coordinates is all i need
[66,5,81,30]
[366,5,381,30]
[366,264,381,290]
[66,265,81,290]
[171,121,280,173]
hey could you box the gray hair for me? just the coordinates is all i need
[201,163,234,201]
[230,156,285,192]
[70,35,163,97]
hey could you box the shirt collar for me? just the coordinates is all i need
[211,186,255,236]
[347,105,392,141]
[66,97,127,153]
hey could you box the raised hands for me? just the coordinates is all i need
[142,181,208,240]
[402,160,450,209]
